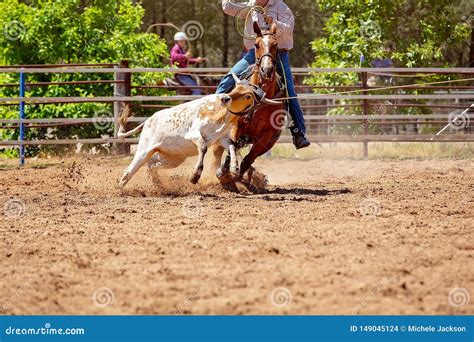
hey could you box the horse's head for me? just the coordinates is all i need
[253,21,278,81]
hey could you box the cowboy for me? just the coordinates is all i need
[217,0,310,149]
[170,32,207,96]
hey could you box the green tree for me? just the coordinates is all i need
[0,0,170,156]
[308,0,471,70]
[304,0,472,134]
[141,0,323,68]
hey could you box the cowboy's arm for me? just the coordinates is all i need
[222,0,251,18]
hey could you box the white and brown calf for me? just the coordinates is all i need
[117,83,257,188]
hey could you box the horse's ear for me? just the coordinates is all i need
[253,21,262,37]
[271,23,277,35]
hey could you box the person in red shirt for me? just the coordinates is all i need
[170,32,207,95]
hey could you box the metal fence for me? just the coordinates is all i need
[0,63,473,163]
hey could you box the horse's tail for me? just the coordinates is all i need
[117,105,145,139]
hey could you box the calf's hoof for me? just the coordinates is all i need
[230,165,240,175]
[189,172,201,184]
[118,178,127,189]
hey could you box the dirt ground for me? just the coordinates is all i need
[0,154,473,315]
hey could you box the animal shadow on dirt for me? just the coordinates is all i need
[267,187,352,196]
[240,187,352,203]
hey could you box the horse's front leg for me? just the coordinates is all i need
[239,136,276,177]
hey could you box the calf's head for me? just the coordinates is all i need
[220,84,256,116]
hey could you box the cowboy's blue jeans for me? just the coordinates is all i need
[176,74,202,96]
[216,49,306,134]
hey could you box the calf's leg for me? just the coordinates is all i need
[228,143,239,174]
[190,138,208,184]
[148,152,186,185]
[211,145,224,178]
[119,147,159,188]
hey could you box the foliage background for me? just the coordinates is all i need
[0,0,170,156]
[0,0,473,155]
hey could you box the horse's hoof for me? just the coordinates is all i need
[216,167,229,179]
[230,166,240,175]
[232,173,243,182]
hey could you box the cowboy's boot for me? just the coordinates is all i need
[292,129,311,149]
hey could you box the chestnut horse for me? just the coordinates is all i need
[213,22,286,186]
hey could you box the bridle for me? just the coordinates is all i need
[255,30,278,80]
[226,84,264,120]
[227,104,254,119]
[256,52,276,67]
[227,72,283,121]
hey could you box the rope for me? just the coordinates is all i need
[277,55,291,115]
[370,72,437,78]
[269,77,474,102]
[234,5,267,40]
[431,103,474,140]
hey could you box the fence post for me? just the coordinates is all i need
[361,71,369,158]
[114,60,131,155]
[19,69,26,166]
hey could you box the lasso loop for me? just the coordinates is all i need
[233,4,267,40]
